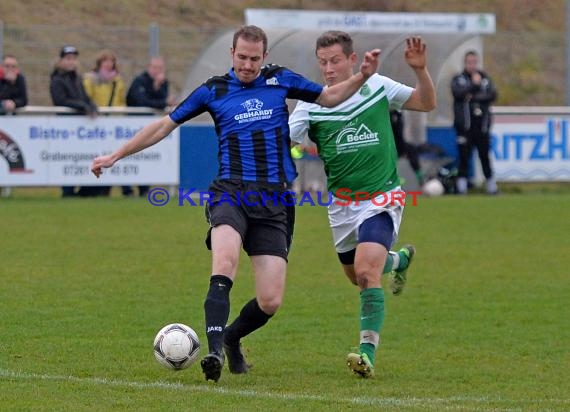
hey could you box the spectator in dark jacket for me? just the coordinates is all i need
[50,45,98,197]
[50,45,97,117]
[0,55,27,196]
[0,54,28,115]
[390,109,424,186]
[451,50,498,195]
[124,56,174,197]
[126,56,174,110]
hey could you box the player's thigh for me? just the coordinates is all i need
[328,203,359,255]
[354,211,397,288]
[328,195,402,255]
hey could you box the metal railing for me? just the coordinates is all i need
[492,106,570,115]
[13,106,166,115]
[12,105,570,119]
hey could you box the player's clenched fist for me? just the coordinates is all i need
[91,155,116,178]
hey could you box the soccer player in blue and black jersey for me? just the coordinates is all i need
[91,25,380,382]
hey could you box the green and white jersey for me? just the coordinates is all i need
[289,74,413,198]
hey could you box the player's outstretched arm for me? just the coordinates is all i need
[402,37,436,112]
[91,115,178,178]
[316,49,381,108]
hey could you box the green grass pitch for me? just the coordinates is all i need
[1,192,569,411]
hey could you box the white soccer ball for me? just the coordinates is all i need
[422,178,445,197]
[153,323,200,370]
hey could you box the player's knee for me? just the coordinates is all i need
[354,267,380,288]
[257,295,282,315]
[213,255,239,276]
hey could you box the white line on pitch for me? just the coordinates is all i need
[1,369,568,408]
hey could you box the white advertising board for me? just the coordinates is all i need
[245,9,495,33]
[0,116,179,186]
[492,115,570,181]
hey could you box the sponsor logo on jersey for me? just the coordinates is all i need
[234,98,274,123]
[335,123,379,153]
[242,98,263,111]
[359,84,371,97]
[266,77,279,86]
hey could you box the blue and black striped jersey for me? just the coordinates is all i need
[170,64,323,184]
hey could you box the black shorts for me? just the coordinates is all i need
[204,180,295,260]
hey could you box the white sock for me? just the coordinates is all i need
[456,177,468,194]
[388,251,400,271]
[486,178,497,194]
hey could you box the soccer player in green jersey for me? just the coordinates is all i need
[289,32,436,378]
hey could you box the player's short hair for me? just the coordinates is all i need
[233,25,268,54]
[315,31,354,57]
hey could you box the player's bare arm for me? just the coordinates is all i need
[316,49,381,108]
[401,37,436,112]
[91,115,178,177]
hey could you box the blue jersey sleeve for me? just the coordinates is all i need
[279,68,323,103]
[169,84,210,124]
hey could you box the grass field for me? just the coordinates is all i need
[1,191,569,411]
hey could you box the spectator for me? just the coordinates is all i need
[127,56,174,110]
[0,54,28,115]
[390,109,424,186]
[451,50,498,195]
[83,49,126,107]
[1,54,28,197]
[125,56,175,198]
[83,49,126,197]
[50,46,97,116]
[50,45,98,198]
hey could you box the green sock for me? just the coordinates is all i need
[383,250,410,274]
[415,170,424,184]
[396,249,409,271]
[382,253,394,274]
[359,287,385,365]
